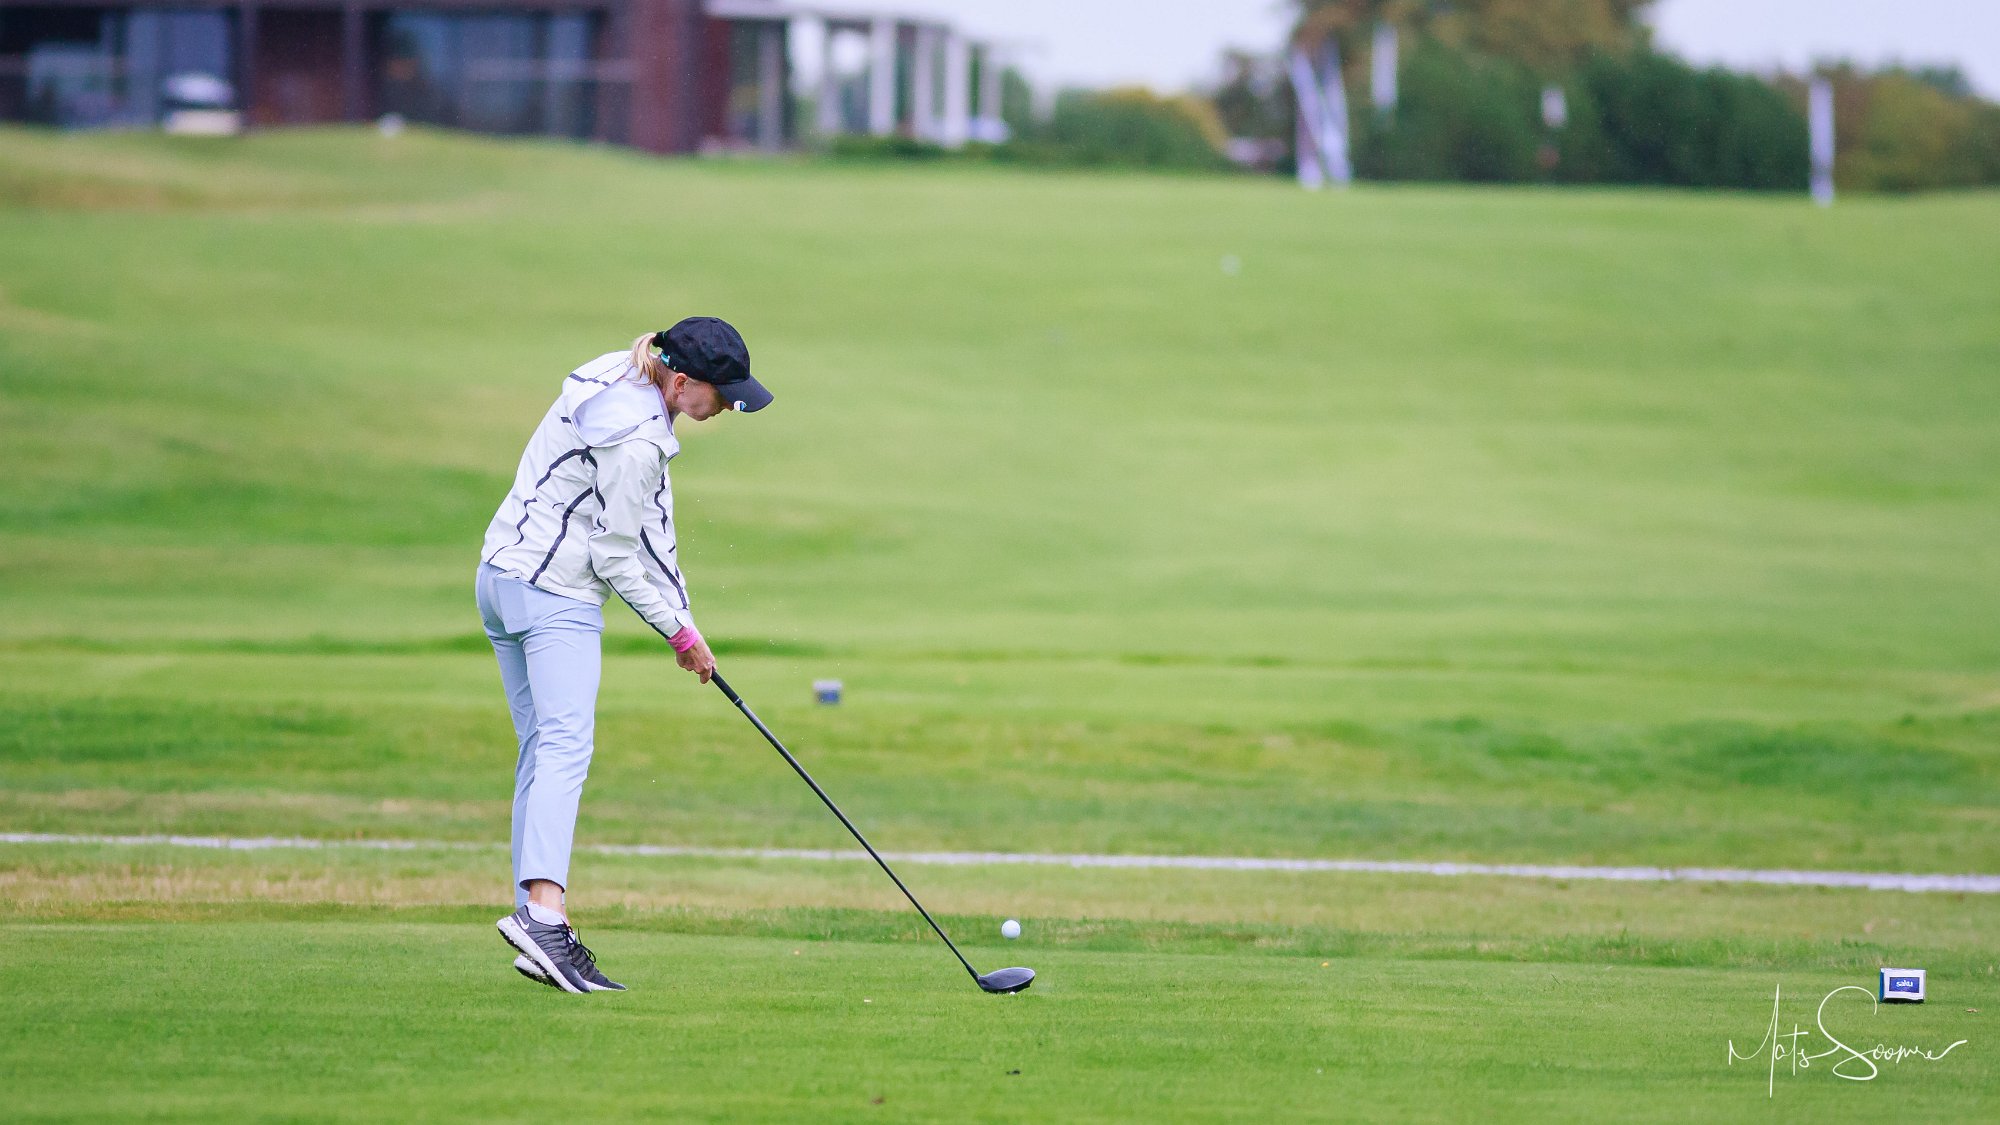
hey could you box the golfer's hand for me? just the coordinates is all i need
[676,636,716,683]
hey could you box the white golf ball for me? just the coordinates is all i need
[1001,919,1021,939]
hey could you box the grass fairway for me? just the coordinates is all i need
[1,125,1997,1119]
[5,920,1992,1123]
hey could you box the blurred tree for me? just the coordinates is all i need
[1000,67,1037,138]
[1210,49,1294,170]
[1293,0,1653,74]
[1430,0,1653,75]
[1970,102,2000,184]
[1291,0,1661,184]
[1351,37,1541,182]
[1567,50,1806,189]
[1212,49,1291,142]
[1898,65,1976,100]
[1778,65,2000,192]
[1842,73,1983,191]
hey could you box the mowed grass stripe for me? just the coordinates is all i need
[6,832,1998,894]
[10,840,2000,974]
[4,673,1997,872]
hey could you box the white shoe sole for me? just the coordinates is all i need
[497,915,588,994]
[513,955,558,988]
[519,954,624,992]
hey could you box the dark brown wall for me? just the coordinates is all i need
[694,13,725,145]
[250,8,343,125]
[623,0,697,154]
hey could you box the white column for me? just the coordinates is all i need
[1291,45,1351,188]
[757,21,784,151]
[910,26,936,141]
[1289,48,1325,188]
[1370,23,1397,115]
[941,32,970,148]
[868,18,896,136]
[817,18,841,136]
[1540,85,1567,129]
[1809,77,1835,206]
[1318,41,1352,186]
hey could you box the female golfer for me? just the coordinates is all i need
[477,317,771,993]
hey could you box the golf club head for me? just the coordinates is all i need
[977,966,1035,994]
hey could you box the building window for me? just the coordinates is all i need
[377,11,605,141]
[0,7,229,128]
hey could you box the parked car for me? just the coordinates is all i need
[162,72,240,135]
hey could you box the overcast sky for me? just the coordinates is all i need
[831,1,2000,98]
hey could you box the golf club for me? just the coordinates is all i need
[710,671,1035,994]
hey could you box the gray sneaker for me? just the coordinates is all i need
[566,929,626,992]
[497,906,591,994]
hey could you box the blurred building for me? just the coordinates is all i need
[0,0,1005,152]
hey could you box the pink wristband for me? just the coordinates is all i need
[668,625,702,654]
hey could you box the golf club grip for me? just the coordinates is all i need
[707,671,982,983]
[710,671,744,706]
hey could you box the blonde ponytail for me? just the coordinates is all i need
[629,333,671,389]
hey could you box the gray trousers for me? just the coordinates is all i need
[476,564,604,905]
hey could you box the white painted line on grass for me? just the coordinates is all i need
[5,831,1996,894]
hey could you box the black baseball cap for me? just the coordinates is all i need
[653,316,772,413]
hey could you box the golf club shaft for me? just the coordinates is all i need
[709,672,982,983]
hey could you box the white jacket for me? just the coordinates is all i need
[481,352,696,641]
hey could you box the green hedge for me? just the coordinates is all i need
[1353,39,1542,183]
[1829,70,2000,192]
[1563,51,1808,189]
[1025,88,1232,172]
[824,88,1231,173]
[1352,41,1809,190]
